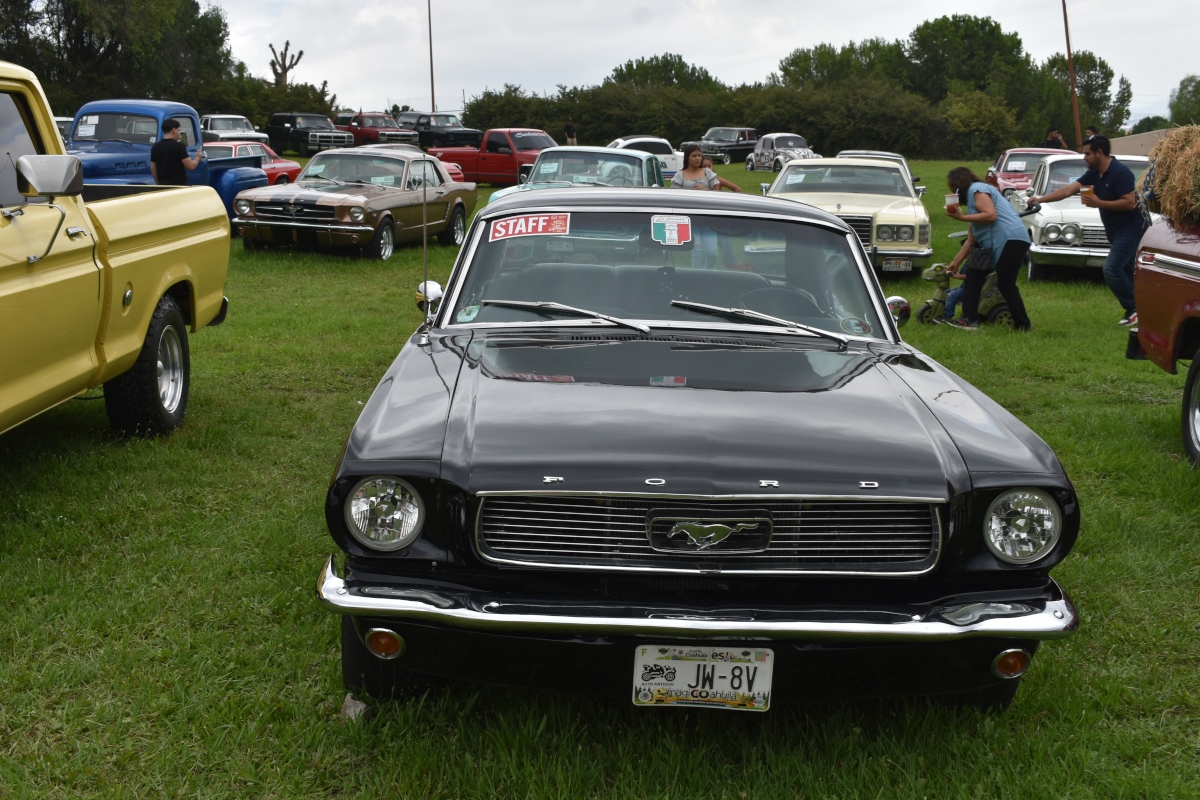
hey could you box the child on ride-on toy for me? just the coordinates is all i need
[940,268,965,323]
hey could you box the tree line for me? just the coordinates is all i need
[0,0,336,126]
[463,15,1151,159]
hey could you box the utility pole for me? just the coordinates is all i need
[427,0,436,112]
[1061,0,1083,150]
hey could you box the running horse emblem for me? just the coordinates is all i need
[667,521,760,550]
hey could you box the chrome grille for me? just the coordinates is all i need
[1082,226,1109,248]
[836,215,873,247]
[379,131,417,143]
[307,131,353,148]
[477,495,939,574]
[254,202,336,221]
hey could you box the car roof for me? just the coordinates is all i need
[314,147,416,161]
[480,186,846,228]
[204,140,272,148]
[765,133,804,140]
[1001,148,1070,155]
[203,114,250,119]
[539,145,651,156]
[836,149,905,159]
[76,99,196,117]
[1042,152,1148,164]
[782,157,905,169]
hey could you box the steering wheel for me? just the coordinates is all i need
[736,286,826,318]
[607,175,633,187]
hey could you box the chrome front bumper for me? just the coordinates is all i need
[232,217,374,235]
[316,555,1078,642]
[870,247,934,268]
[1029,244,1110,266]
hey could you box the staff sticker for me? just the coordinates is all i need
[489,213,570,242]
[650,215,692,245]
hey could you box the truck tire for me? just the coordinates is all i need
[341,616,440,700]
[104,294,190,437]
[1183,355,1200,466]
[437,205,466,246]
[363,218,395,261]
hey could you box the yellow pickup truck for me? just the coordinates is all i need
[1,61,229,437]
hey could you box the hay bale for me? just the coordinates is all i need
[1140,126,1200,226]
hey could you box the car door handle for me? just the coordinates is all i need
[66,226,88,239]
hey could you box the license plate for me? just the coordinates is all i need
[632,645,773,711]
[1086,256,1107,267]
[546,240,573,252]
[881,258,912,271]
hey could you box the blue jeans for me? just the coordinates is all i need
[1105,226,1145,312]
[944,286,964,319]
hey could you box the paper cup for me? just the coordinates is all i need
[944,193,960,209]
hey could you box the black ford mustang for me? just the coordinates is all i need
[318,189,1079,711]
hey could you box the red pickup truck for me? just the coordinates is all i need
[333,112,419,146]
[428,128,556,185]
[1130,218,1200,463]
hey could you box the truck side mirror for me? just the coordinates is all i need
[17,154,84,198]
[497,147,512,155]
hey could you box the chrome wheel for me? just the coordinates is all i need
[156,325,184,413]
[379,224,394,260]
[1185,357,1200,466]
[452,212,465,245]
[722,153,731,165]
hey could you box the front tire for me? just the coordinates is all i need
[341,616,439,700]
[1182,354,1200,466]
[275,175,290,185]
[745,158,754,171]
[722,152,731,165]
[437,205,466,246]
[363,218,395,260]
[773,160,784,173]
[104,294,190,437]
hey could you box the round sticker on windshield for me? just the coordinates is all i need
[840,317,871,335]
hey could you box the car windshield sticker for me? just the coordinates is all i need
[498,373,576,383]
[513,131,541,137]
[650,215,691,245]
[489,213,570,242]
[307,163,326,174]
[539,162,558,173]
[456,305,480,323]
[370,176,395,185]
[1007,161,1026,171]
[840,318,872,335]
[83,115,98,125]
[77,124,95,137]
[650,376,687,387]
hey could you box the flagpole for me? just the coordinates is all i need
[427,0,436,113]
[1062,0,1083,150]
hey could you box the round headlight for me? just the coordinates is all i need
[1044,223,1062,242]
[349,206,365,223]
[1061,223,1080,244]
[234,199,251,216]
[897,226,914,242]
[876,225,893,242]
[344,477,425,551]
[984,488,1062,564]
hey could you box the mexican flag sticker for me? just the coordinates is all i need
[650,215,692,245]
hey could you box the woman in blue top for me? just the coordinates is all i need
[944,167,1032,330]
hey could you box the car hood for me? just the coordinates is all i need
[1031,199,1095,225]
[235,181,392,203]
[770,192,925,218]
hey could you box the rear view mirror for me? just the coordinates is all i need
[886,296,911,328]
[416,280,443,313]
[17,155,84,198]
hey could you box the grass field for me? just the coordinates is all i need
[2,163,1198,798]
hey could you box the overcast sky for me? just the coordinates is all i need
[210,0,1191,125]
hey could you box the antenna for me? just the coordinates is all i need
[422,158,430,326]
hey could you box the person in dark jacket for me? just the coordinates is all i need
[1041,127,1070,149]
[150,118,204,186]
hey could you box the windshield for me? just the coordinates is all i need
[775,164,912,197]
[449,212,884,339]
[296,116,333,129]
[430,114,461,126]
[360,116,395,128]
[512,131,556,151]
[299,153,407,185]
[703,128,737,142]
[72,113,158,143]
[211,117,253,131]
[1001,153,1050,174]
[774,136,807,148]
[1044,159,1148,201]
[530,152,645,186]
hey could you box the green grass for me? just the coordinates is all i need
[2,167,1199,798]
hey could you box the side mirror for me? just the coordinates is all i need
[886,296,911,329]
[17,154,84,198]
[760,182,771,196]
[255,126,261,131]
[518,172,528,184]
[911,176,921,182]
[916,186,927,196]
[416,280,443,313]
[497,147,512,155]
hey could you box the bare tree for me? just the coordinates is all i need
[268,41,303,87]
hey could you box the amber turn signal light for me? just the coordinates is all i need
[365,628,405,660]
[990,649,1032,679]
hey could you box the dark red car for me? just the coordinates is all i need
[334,112,419,147]
[204,141,301,185]
[429,128,556,185]
[986,148,1068,195]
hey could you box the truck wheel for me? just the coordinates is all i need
[363,218,395,261]
[341,616,440,700]
[104,294,189,437]
[437,205,466,246]
[722,152,731,165]
[1183,355,1200,466]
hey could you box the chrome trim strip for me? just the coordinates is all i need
[472,495,943,576]
[873,248,934,258]
[1154,253,1200,276]
[1029,245,1110,258]
[475,491,945,501]
[233,217,373,234]
[317,556,1078,641]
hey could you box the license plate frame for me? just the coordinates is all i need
[881,258,913,271]
[632,645,773,711]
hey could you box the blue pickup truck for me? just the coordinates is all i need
[67,99,267,218]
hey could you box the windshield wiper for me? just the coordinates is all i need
[481,299,650,334]
[669,300,848,350]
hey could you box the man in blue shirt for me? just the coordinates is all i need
[1032,135,1149,325]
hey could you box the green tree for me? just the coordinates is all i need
[608,54,722,92]
[905,15,1031,104]
[1169,75,1200,124]
[1131,115,1171,134]
[940,87,1017,157]
[777,39,906,90]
